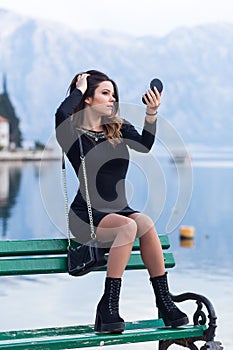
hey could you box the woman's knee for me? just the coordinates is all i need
[118,217,137,242]
[96,214,137,243]
[112,217,137,247]
[129,213,156,238]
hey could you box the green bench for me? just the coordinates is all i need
[0,236,223,350]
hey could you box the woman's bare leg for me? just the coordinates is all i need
[127,214,188,327]
[128,213,165,277]
[96,214,137,278]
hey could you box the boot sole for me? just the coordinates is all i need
[164,315,189,328]
[94,312,125,334]
[94,321,125,334]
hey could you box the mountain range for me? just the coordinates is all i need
[0,8,233,147]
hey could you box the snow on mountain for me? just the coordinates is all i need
[0,8,233,146]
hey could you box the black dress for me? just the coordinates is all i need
[55,88,157,243]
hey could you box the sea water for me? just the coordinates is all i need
[0,149,232,349]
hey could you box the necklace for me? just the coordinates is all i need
[77,128,105,142]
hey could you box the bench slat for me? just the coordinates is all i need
[0,252,175,276]
[0,321,206,349]
[0,236,170,257]
[0,319,165,340]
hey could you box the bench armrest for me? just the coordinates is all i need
[171,292,217,342]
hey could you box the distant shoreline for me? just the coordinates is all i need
[0,150,60,161]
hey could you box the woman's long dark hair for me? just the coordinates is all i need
[68,70,122,144]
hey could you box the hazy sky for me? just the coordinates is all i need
[0,0,233,37]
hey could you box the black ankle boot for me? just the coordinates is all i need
[150,273,189,327]
[94,277,125,333]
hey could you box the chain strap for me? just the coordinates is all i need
[80,155,96,239]
[62,132,96,249]
[62,153,72,248]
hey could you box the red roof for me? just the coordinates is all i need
[0,116,9,123]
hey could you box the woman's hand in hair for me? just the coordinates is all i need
[76,73,90,94]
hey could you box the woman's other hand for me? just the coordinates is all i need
[143,86,161,116]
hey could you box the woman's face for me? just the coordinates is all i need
[85,81,116,116]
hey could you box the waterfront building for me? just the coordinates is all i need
[0,116,9,149]
[0,74,22,148]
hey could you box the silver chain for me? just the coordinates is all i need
[62,151,96,249]
[62,164,72,247]
[80,156,96,239]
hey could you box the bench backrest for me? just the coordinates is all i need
[0,236,175,276]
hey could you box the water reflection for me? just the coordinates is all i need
[0,162,22,237]
[0,161,62,239]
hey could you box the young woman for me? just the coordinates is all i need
[55,70,188,334]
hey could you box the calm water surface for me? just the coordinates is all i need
[0,151,232,349]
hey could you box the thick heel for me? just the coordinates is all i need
[94,311,125,334]
[94,312,101,332]
[161,311,189,328]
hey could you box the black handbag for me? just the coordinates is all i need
[67,240,107,276]
[62,131,107,277]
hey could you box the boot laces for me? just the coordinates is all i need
[160,294,177,312]
[157,281,177,312]
[108,280,121,315]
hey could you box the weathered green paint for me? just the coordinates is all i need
[0,252,175,276]
[0,319,165,340]
[0,236,170,257]
[0,236,174,276]
[0,320,206,349]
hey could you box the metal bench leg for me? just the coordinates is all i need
[159,338,199,349]
[159,338,223,349]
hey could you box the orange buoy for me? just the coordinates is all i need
[179,226,195,240]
